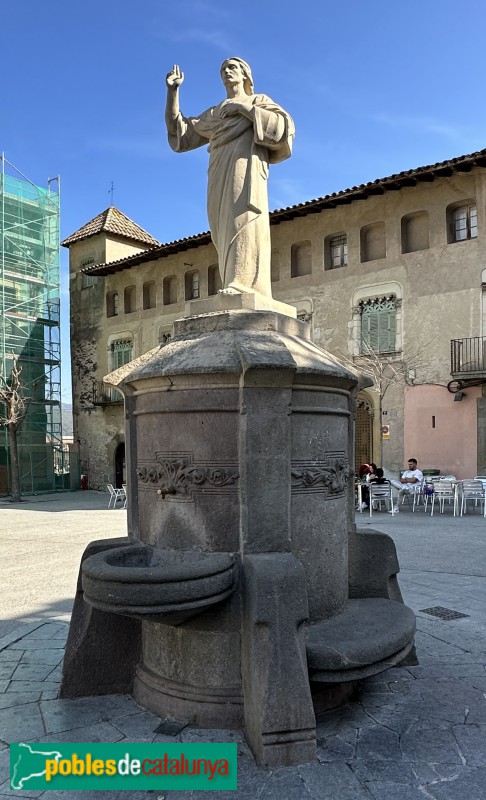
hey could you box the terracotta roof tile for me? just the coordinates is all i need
[61,206,160,247]
[78,146,486,276]
[270,147,486,222]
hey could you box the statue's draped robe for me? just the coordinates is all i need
[168,94,294,296]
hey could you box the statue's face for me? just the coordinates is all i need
[220,60,245,88]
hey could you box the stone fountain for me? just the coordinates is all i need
[61,304,416,767]
[61,57,416,768]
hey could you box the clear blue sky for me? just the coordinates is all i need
[2,0,486,404]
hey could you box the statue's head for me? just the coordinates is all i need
[220,58,254,95]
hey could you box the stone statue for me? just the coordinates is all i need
[165,58,294,298]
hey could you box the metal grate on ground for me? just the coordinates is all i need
[419,606,470,620]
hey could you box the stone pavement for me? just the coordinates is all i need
[1,493,486,798]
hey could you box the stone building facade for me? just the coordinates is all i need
[64,149,486,488]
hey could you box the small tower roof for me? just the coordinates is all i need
[61,206,160,247]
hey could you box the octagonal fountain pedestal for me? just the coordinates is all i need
[61,309,416,768]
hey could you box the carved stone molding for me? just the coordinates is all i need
[357,397,374,416]
[291,453,349,496]
[137,452,239,500]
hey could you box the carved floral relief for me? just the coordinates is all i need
[291,453,349,496]
[137,452,238,499]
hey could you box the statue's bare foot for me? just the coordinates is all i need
[219,282,251,296]
[219,286,241,296]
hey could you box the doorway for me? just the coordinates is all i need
[355,397,373,471]
[114,442,125,489]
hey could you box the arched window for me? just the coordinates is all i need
[447,201,477,243]
[124,285,136,314]
[106,291,118,318]
[326,233,348,269]
[271,249,280,282]
[163,276,178,305]
[291,241,312,277]
[361,222,386,262]
[185,270,200,300]
[207,265,222,296]
[143,281,156,310]
[401,211,429,253]
[111,338,133,369]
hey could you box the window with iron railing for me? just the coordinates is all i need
[93,381,123,404]
[451,336,486,375]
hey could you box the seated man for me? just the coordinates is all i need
[389,458,423,513]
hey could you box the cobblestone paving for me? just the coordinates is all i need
[1,569,485,800]
[1,496,485,798]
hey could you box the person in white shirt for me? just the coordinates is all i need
[389,458,423,513]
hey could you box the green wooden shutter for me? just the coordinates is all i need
[361,298,397,353]
[112,341,133,369]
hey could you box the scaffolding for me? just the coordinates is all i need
[0,155,65,495]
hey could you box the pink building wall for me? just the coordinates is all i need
[404,385,480,480]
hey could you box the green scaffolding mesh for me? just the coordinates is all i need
[0,157,64,495]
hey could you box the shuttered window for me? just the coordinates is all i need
[360,297,397,354]
[111,340,133,369]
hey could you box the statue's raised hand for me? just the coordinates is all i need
[166,64,184,89]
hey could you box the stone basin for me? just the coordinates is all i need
[306,598,416,682]
[82,544,238,625]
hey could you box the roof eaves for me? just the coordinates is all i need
[80,146,486,275]
[82,231,213,276]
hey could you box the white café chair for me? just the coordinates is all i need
[459,479,485,516]
[369,481,394,516]
[107,483,125,508]
[430,480,457,516]
[422,481,435,512]
[122,484,127,509]
[400,477,426,512]
[474,476,486,496]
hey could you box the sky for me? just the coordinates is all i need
[2,0,486,404]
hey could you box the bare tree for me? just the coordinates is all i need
[339,340,428,467]
[0,360,37,502]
